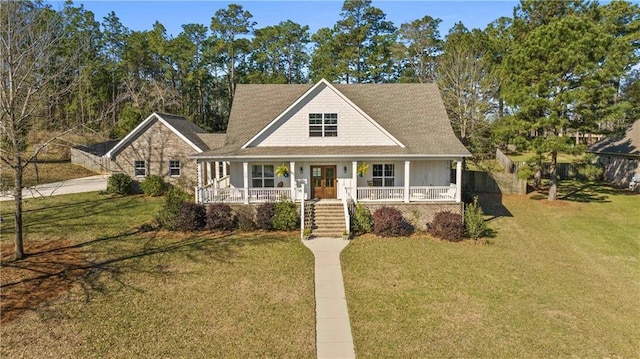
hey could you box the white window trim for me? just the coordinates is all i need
[372,163,395,187]
[169,160,181,177]
[251,164,275,188]
[309,113,338,137]
[134,160,147,177]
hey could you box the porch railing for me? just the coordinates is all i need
[408,186,457,201]
[356,186,405,201]
[248,188,292,202]
[198,185,458,204]
[352,185,457,202]
[214,175,230,188]
[199,187,246,203]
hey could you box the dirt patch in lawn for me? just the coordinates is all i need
[1,239,89,324]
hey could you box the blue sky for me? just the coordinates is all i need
[70,1,521,37]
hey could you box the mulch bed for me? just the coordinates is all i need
[1,239,89,324]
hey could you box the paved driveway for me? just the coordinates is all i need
[0,175,108,202]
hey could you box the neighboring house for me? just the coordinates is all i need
[588,119,640,187]
[105,112,225,188]
[192,79,471,209]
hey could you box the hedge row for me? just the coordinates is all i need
[352,204,486,241]
[157,194,300,232]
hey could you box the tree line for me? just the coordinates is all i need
[6,0,639,139]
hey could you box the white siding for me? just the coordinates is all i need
[409,160,450,186]
[229,162,243,188]
[249,85,399,147]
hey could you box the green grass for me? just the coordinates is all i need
[507,151,584,164]
[1,193,315,358]
[342,183,640,357]
[2,185,638,357]
[1,162,97,189]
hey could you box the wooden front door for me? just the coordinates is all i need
[311,165,337,199]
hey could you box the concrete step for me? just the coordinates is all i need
[313,209,344,215]
[312,231,347,238]
[313,221,344,226]
[314,218,346,224]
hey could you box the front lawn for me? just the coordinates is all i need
[0,193,315,358]
[342,183,639,357]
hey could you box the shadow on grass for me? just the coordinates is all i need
[20,195,116,213]
[0,228,293,324]
[528,181,629,203]
[477,193,513,222]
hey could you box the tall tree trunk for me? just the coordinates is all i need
[13,159,24,260]
[548,150,558,201]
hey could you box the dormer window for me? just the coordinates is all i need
[309,113,338,137]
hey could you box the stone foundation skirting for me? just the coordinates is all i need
[359,202,463,231]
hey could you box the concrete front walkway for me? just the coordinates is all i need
[0,175,108,202]
[303,237,356,359]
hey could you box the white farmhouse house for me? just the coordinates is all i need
[192,79,471,207]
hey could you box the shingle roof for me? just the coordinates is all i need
[156,113,210,151]
[196,133,226,150]
[106,112,211,158]
[589,119,640,157]
[195,81,470,159]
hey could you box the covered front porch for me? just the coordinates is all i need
[194,158,463,204]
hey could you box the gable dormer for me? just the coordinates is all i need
[242,79,404,148]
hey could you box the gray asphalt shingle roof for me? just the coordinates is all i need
[156,113,210,151]
[195,81,470,159]
[589,119,640,157]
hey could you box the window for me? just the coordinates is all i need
[134,160,147,177]
[309,113,338,137]
[251,165,274,188]
[169,160,181,177]
[372,164,394,187]
[218,162,225,178]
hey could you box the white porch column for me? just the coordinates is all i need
[289,161,296,200]
[352,161,358,200]
[207,162,213,185]
[404,160,410,203]
[456,159,463,202]
[214,161,220,181]
[197,161,203,188]
[243,161,249,204]
[223,161,228,177]
[196,161,203,203]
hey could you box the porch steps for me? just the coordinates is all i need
[307,201,346,238]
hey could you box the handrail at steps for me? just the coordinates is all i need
[341,197,350,234]
[341,182,352,235]
[299,183,305,240]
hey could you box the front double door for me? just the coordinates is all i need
[311,165,336,199]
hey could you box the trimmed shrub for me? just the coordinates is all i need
[256,202,276,230]
[236,206,256,231]
[107,173,134,195]
[206,203,235,231]
[351,204,373,234]
[157,187,189,230]
[177,203,206,231]
[428,211,463,242]
[273,200,298,231]
[372,206,412,237]
[464,196,487,240]
[140,175,166,196]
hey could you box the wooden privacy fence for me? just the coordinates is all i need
[496,148,517,173]
[460,170,527,194]
[70,141,117,174]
